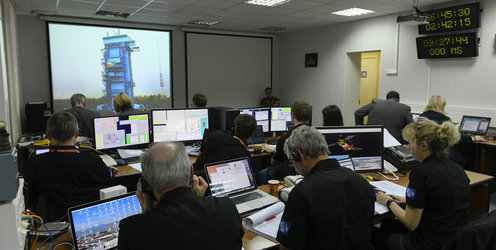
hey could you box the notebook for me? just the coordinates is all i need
[67,192,142,250]
[459,115,491,136]
[204,157,279,216]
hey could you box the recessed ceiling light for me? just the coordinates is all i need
[332,8,374,17]
[95,10,130,18]
[245,0,292,7]
[187,20,220,26]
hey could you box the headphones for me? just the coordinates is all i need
[139,177,157,201]
[289,147,302,162]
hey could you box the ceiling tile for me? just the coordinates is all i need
[277,0,324,10]
[193,0,241,9]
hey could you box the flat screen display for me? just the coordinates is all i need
[151,108,209,142]
[93,113,150,150]
[239,108,270,132]
[459,115,491,136]
[48,23,171,112]
[270,107,291,132]
[316,126,384,172]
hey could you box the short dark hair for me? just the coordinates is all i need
[192,93,207,107]
[322,105,343,126]
[234,114,257,140]
[47,112,78,141]
[70,93,86,106]
[265,87,272,93]
[291,100,312,123]
[386,91,400,101]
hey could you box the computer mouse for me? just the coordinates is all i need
[116,159,127,166]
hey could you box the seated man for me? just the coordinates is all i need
[191,93,207,107]
[261,87,280,107]
[277,125,375,250]
[193,114,257,178]
[355,90,413,144]
[65,93,100,138]
[118,142,244,249]
[259,100,311,183]
[25,112,113,221]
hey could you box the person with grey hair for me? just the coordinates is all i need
[118,142,244,250]
[276,125,376,250]
[65,93,100,138]
[25,112,113,221]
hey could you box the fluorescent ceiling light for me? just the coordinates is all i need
[245,0,292,7]
[187,20,220,26]
[332,8,374,17]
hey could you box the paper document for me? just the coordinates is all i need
[117,149,144,159]
[384,128,401,147]
[371,181,407,197]
[375,202,389,215]
[242,202,285,241]
[129,163,142,172]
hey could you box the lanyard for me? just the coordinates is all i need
[233,136,247,150]
[49,148,79,153]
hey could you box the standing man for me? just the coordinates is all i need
[277,125,375,249]
[261,87,280,107]
[355,90,413,144]
[191,93,208,107]
[65,93,100,138]
[118,142,244,249]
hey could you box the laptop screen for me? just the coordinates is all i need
[205,158,256,197]
[68,193,142,250]
[459,116,491,135]
[317,126,384,172]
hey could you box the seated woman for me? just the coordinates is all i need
[373,118,470,250]
[420,95,451,124]
[113,93,141,115]
[322,105,344,126]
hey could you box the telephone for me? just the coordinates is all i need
[378,161,399,181]
[279,175,304,203]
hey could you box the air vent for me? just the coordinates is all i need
[187,20,221,26]
[95,10,130,18]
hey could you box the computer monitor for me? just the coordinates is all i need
[270,107,291,132]
[93,113,150,150]
[151,108,209,142]
[316,126,384,172]
[459,115,491,136]
[239,107,270,132]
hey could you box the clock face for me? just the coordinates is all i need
[418,2,480,34]
[416,32,478,59]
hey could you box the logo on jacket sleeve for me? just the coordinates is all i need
[406,186,416,200]
[279,219,291,236]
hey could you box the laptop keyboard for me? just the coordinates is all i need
[231,192,263,205]
[124,156,141,164]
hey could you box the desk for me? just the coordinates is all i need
[474,139,496,176]
[364,169,494,218]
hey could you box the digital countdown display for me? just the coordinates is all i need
[418,2,480,34]
[416,32,478,59]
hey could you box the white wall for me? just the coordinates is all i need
[280,1,496,126]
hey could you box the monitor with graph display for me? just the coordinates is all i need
[239,107,270,132]
[151,108,209,142]
[93,113,150,150]
[270,107,291,132]
[316,126,384,172]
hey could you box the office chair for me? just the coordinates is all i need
[441,209,496,250]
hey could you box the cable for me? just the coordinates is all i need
[38,228,69,250]
[49,239,73,250]
[22,215,44,246]
[55,214,67,223]
[51,241,74,250]
[378,172,399,181]
[79,144,105,155]
[21,217,54,250]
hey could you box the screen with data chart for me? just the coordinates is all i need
[68,193,141,250]
[270,107,291,132]
[93,114,150,150]
[239,108,270,132]
[459,115,491,135]
[205,158,256,197]
[151,108,209,142]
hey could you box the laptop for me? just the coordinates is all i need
[247,125,265,151]
[204,157,279,216]
[459,115,491,136]
[67,192,142,250]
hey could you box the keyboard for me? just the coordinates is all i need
[231,192,263,205]
[124,156,141,164]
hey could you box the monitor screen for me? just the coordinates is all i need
[68,193,141,250]
[239,108,270,132]
[459,116,491,135]
[151,108,209,142]
[270,107,291,132]
[48,23,172,113]
[94,113,150,150]
[317,126,384,172]
[205,158,256,197]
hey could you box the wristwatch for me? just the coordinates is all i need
[386,198,397,210]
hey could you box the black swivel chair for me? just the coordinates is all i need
[441,210,496,250]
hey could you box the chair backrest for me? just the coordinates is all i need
[441,210,496,250]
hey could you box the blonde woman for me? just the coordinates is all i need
[420,95,451,124]
[373,118,470,250]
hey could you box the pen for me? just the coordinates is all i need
[265,216,276,222]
